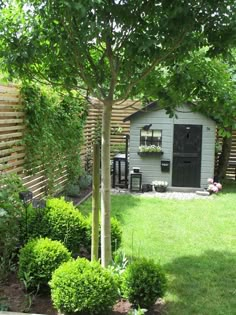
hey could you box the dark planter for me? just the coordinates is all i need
[137,151,163,157]
[155,186,167,192]
[142,184,153,192]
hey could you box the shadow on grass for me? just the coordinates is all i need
[164,250,236,315]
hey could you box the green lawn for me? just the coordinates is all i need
[79,183,236,315]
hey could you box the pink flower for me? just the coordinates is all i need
[216,183,222,190]
[212,186,219,193]
[208,178,214,184]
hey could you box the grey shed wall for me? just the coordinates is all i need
[129,105,216,188]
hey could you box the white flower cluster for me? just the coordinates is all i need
[152,180,168,187]
[139,145,162,152]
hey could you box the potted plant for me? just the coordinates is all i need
[152,180,168,192]
[207,178,222,194]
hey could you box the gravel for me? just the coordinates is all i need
[111,188,213,200]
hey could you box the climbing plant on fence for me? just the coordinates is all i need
[21,84,88,194]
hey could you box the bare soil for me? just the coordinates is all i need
[0,272,164,315]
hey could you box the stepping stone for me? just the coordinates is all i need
[196,190,210,196]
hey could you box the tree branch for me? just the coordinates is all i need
[116,32,187,102]
[106,36,118,102]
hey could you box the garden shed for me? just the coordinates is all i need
[124,102,216,190]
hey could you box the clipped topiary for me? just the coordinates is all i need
[21,198,89,256]
[46,198,89,254]
[111,217,122,252]
[22,204,50,242]
[122,257,167,309]
[19,237,71,290]
[50,258,119,314]
[86,216,122,254]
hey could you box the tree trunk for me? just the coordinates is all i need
[91,142,100,261]
[101,102,112,267]
[216,128,232,181]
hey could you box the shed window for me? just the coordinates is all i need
[140,129,162,146]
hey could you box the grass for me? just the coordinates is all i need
[79,182,236,315]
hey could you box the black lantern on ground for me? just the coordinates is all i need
[130,172,142,192]
[19,191,33,239]
[19,191,33,205]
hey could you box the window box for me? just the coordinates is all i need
[137,151,164,157]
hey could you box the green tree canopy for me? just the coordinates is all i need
[1,0,236,101]
[140,49,236,133]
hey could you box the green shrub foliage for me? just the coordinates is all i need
[24,198,89,255]
[0,173,24,281]
[86,216,122,253]
[50,258,119,314]
[22,198,122,258]
[46,198,89,254]
[122,258,167,309]
[21,83,87,194]
[111,217,123,252]
[23,204,50,241]
[78,173,92,190]
[65,183,80,197]
[19,237,71,290]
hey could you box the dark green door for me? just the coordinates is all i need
[172,124,202,187]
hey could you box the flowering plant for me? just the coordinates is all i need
[152,180,168,192]
[207,178,222,194]
[139,145,162,153]
[152,180,168,188]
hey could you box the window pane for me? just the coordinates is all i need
[141,130,152,137]
[140,129,162,146]
[153,130,162,138]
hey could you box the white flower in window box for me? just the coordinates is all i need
[139,145,162,153]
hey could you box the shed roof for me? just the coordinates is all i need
[123,101,160,122]
[123,101,216,122]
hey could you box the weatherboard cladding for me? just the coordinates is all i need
[128,104,216,188]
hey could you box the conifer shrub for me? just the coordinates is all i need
[122,258,167,309]
[18,237,71,290]
[50,258,119,314]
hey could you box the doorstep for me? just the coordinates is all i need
[167,187,205,193]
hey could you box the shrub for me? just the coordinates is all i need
[46,198,89,254]
[0,173,24,282]
[122,258,167,309]
[86,216,122,254]
[22,204,50,242]
[50,258,119,314]
[65,183,80,197]
[78,173,92,190]
[19,237,71,290]
[24,198,89,256]
[111,217,122,251]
